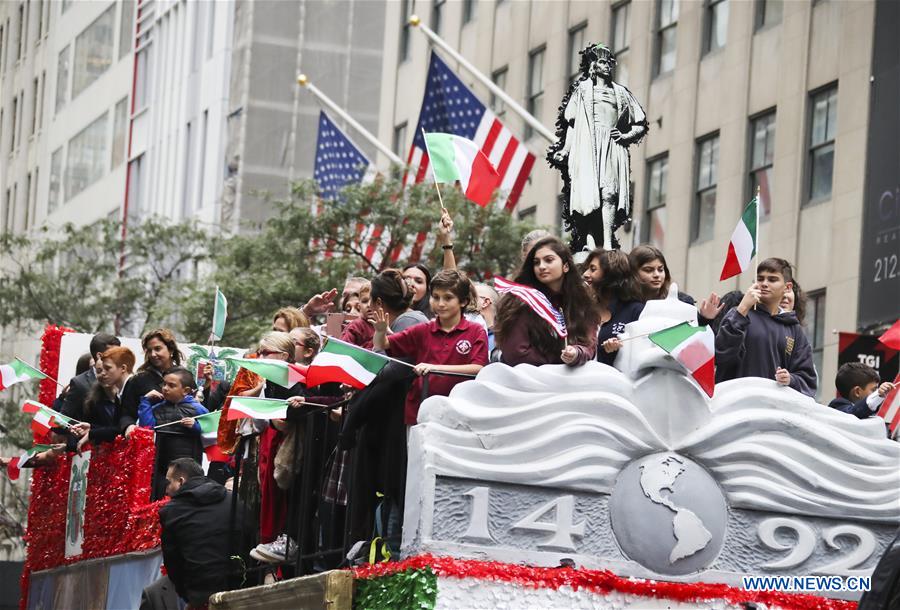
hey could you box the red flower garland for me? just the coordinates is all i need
[21,326,167,609]
[37,324,73,407]
[353,555,858,610]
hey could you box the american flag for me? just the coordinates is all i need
[313,111,375,201]
[876,374,900,438]
[313,111,385,261]
[408,53,536,211]
[493,276,568,338]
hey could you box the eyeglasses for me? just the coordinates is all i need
[258,349,286,357]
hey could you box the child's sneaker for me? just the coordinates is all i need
[250,534,297,563]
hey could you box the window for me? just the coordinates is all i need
[526,46,545,140]
[38,70,44,130]
[56,44,69,112]
[611,1,631,84]
[16,3,24,61]
[49,146,62,213]
[399,0,411,63]
[126,154,143,221]
[805,290,826,399]
[111,97,127,168]
[692,133,719,243]
[749,110,775,220]
[643,155,668,250]
[392,122,407,158]
[10,94,17,151]
[66,112,108,201]
[197,110,208,212]
[567,23,587,82]
[134,44,150,111]
[181,121,194,217]
[206,0,215,59]
[3,188,11,233]
[0,25,4,72]
[755,0,783,29]
[30,77,38,135]
[28,169,37,228]
[119,0,134,59]
[808,85,837,203]
[463,0,475,24]
[72,5,115,99]
[654,0,678,76]
[612,1,630,54]
[24,171,31,229]
[35,0,43,41]
[491,67,508,119]
[704,0,729,54]
[431,0,446,36]
[61,0,72,13]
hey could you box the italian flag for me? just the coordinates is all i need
[226,397,289,421]
[29,404,73,436]
[225,357,307,388]
[719,196,758,281]
[306,338,389,390]
[211,287,228,341]
[0,359,47,392]
[196,411,228,461]
[6,444,53,481]
[424,132,501,207]
[649,322,716,397]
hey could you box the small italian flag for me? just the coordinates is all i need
[224,357,307,388]
[306,338,389,390]
[226,397,289,421]
[649,322,716,397]
[196,411,228,461]
[424,132,501,207]
[0,359,47,392]
[23,400,73,436]
[719,195,758,281]
[211,287,228,341]
[6,444,53,480]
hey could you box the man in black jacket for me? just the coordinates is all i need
[159,458,246,608]
[59,333,120,418]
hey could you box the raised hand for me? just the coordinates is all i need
[738,283,762,316]
[373,307,389,333]
[303,288,338,316]
[698,292,725,320]
[438,209,454,245]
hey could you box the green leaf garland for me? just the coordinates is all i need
[354,567,437,610]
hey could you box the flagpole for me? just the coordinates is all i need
[324,336,416,369]
[420,127,448,213]
[15,357,64,389]
[408,15,555,143]
[753,185,760,312]
[297,74,405,167]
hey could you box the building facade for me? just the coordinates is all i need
[377,0,899,396]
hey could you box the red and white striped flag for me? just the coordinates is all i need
[493,276,567,338]
[876,374,900,438]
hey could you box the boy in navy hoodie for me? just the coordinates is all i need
[138,367,209,499]
[828,362,895,419]
[715,258,817,397]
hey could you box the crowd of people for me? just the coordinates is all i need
[3,210,896,610]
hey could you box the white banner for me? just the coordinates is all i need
[65,450,91,558]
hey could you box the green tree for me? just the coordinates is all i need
[0,217,209,335]
[178,178,536,346]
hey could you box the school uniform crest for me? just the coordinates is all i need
[785,336,795,356]
[455,339,472,355]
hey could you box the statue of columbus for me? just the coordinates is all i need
[548,43,648,253]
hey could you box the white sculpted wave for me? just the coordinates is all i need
[417,361,900,524]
